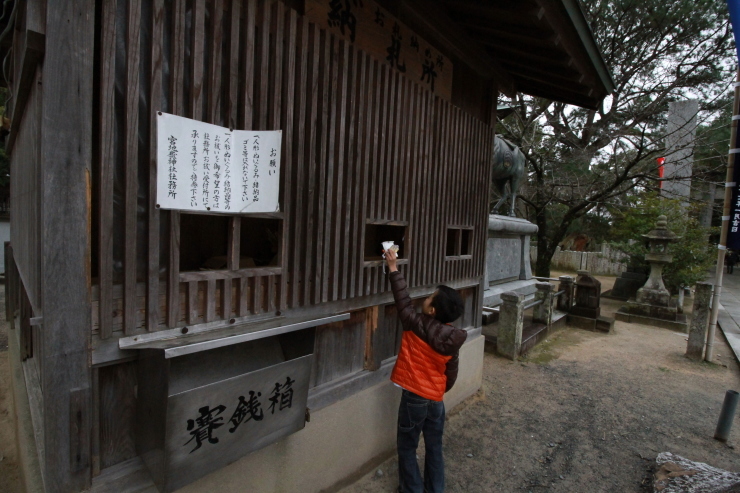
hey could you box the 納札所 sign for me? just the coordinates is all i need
[156,112,282,213]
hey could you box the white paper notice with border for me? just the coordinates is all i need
[156,112,282,213]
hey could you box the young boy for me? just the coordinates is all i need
[384,249,467,493]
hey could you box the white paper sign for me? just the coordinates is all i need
[156,112,282,213]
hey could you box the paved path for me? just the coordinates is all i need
[716,269,740,364]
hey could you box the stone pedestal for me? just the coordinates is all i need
[483,215,539,307]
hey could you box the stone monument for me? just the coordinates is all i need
[567,270,614,332]
[615,215,688,331]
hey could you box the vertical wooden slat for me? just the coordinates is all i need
[188,281,198,324]
[412,87,428,287]
[421,91,435,286]
[227,216,240,270]
[239,276,249,316]
[147,0,165,331]
[404,82,420,286]
[256,1,270,129]
[331,41,351,301]
[206,279,216,321]
[207,0,224,125]
[356,58,376,296]
[279,8,296,310]
[303,23,320,306]
[431,99,447,284]
[292,17,309,307]
[268,274,276,312]
[253,276,262,314]
[240,0,256,130]
[372,66,389,220]
[347,52,367,299]
[123,0,142,335]
[320,35,339,303]
[380,71,398,221]
[167,0,186,328]
[222,279,232,319]
[313,29,330,305]
[227,0,241,130]
[98,0,116,339]
[167,211,180,327]
[191,0,206,120]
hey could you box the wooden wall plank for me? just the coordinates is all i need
[167,211,180,327]
[187,281,198,325]
[240,0,256,130]
[227,0,241,131]
[279,8,296,310]
[147,0,165,331]
[312,29,330,305]
[291,16,309,308]
[355,58,376,297]
[222,279,232,319]
[123,0,142,335]
[98,0,116,340]
[303,23,320,306]
[206,279,217,322]
[207,0,225,125]
[330,40,350,301]
[191,0,206,120]
[256,1,270,129]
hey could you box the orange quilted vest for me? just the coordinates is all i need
[391,330,452,402]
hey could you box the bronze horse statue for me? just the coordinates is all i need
[491,136,526,217]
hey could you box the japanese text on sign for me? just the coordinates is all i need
[305,0,453,99]
[157,112,282,213]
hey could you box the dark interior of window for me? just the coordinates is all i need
[461,229,472,255]
[446,228,459,256]
[240,217,282,267]
[446,227,472,257]
[364,224,406,260]
[180,213,230,271]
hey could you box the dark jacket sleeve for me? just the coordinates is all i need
[388,271,467,356]
[444,351,460,392]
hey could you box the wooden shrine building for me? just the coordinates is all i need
[3,0,613,491]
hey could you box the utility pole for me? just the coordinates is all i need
[706,69,740,362]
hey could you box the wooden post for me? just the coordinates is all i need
[39,0,94,490]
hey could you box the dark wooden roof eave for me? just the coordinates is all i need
[442,0,614,109]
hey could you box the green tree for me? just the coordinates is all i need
[609,193,716,293]
[496,0,734,276]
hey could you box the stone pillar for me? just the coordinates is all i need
[533,282,554,326]
[662,100,698,208]
[686,282,713,361]
[557,276,574,312]
[497,291,524,360]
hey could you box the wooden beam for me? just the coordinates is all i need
[396,0,516,96]
[39,0,94,489]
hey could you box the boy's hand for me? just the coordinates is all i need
[385,248,399,272]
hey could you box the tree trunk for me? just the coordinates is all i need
[534,208,551,277]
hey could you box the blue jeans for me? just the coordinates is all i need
[397,389,446,493]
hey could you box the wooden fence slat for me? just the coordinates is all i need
[222,278,232,319]
[313,30,330,305]
[347,52,367,299]
[227,0,241,130]
[191,0,206,120]
[279,8,296,310]
[404,82,420,286]
[239,275,249,316]
[208,0,224,125]
[124,0,142,335]
[421,91,434,286]
[228,217,241,270]
[291,16,309,308]
[147,0,165,331]
[188,281,198,324]
[98,0,116,339]
[320,35,339,303]
[241,0,256,130]
[167,211,180,327]
[431,98,446,284]
[303,23,320,306]
[331,41,350,301]
[256,1,270,129]
[372,65,389,221]
[206,279,217,322]
[356,57,376,297]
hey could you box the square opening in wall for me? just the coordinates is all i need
[446,228,460,256]
[240,217,282,267]
[364,224,406,261]
[461,229,472,256]
[180,214,230,272]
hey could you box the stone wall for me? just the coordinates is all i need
[530,244,628,276]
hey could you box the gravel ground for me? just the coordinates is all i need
[0,284,21,493]
[341,274,740,493]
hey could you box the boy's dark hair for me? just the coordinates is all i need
[431,285,464,323]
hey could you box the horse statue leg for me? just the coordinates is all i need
[492,178,510,215]
[507,161,526,217]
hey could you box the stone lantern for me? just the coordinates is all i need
[615,215,688,331]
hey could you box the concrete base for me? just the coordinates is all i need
[483,279,538,307]
[614,308,688,332]
[567,314,614,333]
